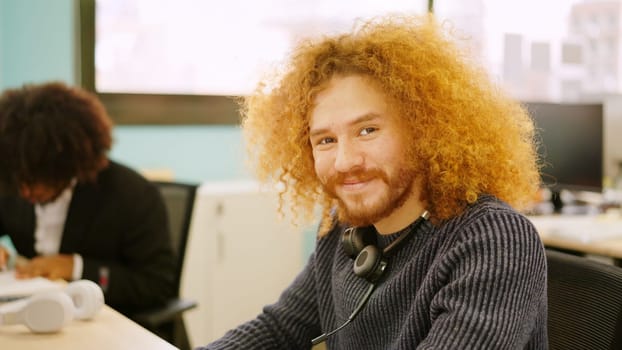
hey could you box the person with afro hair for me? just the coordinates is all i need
[0,82,175,317]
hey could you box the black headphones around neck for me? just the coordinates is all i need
[312,210,431,346]
[341,210,430,283]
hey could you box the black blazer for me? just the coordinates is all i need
[0,161,176,315]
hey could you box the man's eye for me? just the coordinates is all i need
[360,127,377,136]
[319,137,336,145]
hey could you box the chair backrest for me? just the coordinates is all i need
[153,181,198,294]
[546,249,622,350]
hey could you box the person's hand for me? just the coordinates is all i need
[0,246,8,270]
[15,254,74,280]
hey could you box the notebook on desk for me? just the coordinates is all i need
[529,215,622,243]
[0,271,62,302]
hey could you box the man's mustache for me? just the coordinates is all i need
[323,169,388,196]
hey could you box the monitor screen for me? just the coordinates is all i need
[526,102,603,193]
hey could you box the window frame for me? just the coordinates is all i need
[77,0,240,125]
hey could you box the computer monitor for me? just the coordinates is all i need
[526,102,603,211]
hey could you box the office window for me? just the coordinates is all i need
[85,0,619,123]
[82,0,428,124]
[435,0,618,102]
[95,0,427,96]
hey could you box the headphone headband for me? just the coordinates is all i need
[383,210,430,257]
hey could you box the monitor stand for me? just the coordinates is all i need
[551,190,564,214]
[550,189,598,215]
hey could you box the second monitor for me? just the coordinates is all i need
[526,102,603,212]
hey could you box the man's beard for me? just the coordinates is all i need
[322,166,415,227]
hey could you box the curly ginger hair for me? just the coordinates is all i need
[241,15,541,235]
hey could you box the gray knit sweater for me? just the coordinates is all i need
[199,195,548,349]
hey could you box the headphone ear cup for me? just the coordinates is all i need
[353,245,387,283]
[64,280,104,320]
[342,227,377,258]
[21,292,74,333]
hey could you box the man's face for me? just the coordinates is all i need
[309,75,418,228]
[19,182,67,205]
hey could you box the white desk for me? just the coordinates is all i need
[0,305,177,350]
[529,214,622,260]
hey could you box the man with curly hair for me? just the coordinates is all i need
[200,14,547,349]
[0,82,175,316]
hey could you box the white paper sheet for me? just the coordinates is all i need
[0,271,62,301]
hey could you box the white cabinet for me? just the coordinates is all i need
[181,181,308,347]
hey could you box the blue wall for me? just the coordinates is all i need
[0,0,247,184]
[111,125,249,183]
[0,0,75,88]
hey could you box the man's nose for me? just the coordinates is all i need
[334,140,363,173]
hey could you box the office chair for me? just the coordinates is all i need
[546,249,622,350]
[132,181,199,350]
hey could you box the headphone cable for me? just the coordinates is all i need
[311,283,377,345]
[311,210,430,346]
